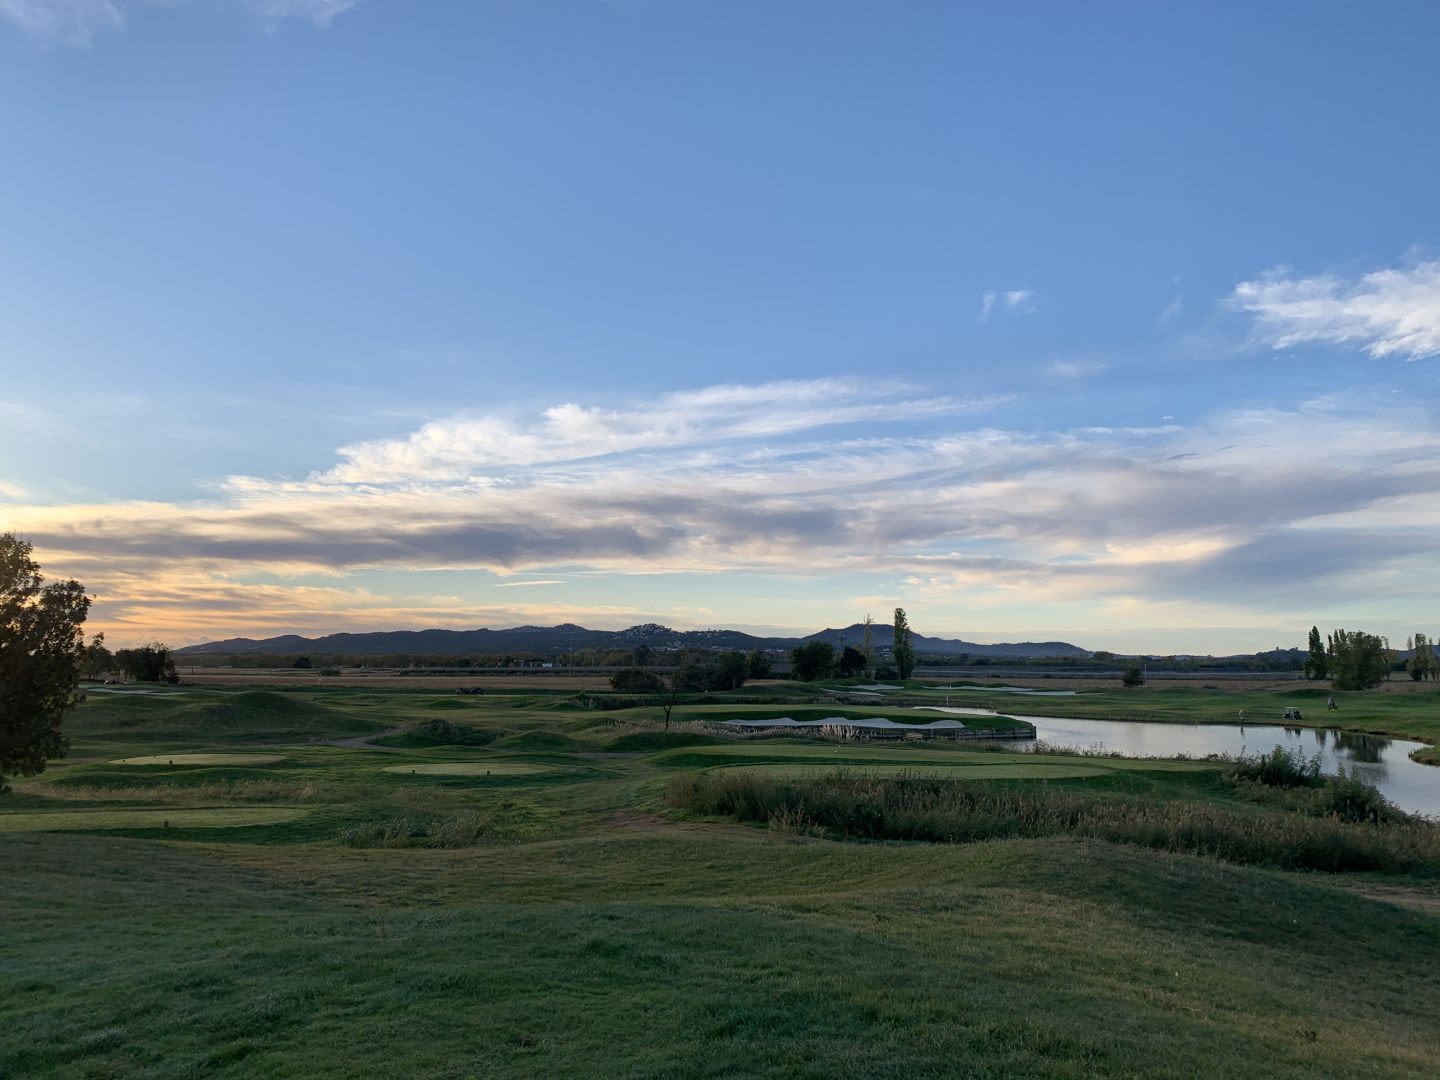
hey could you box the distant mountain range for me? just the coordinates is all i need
[175,621,1091,659]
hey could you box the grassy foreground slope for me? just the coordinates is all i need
[2,686,1439,1078]
[5,831,1440,1079]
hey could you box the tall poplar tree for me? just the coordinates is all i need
[1303,625,1328,680]
[892,607,916,681]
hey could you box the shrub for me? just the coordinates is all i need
[1227,746,1322,788]
[1121,665,1145,687]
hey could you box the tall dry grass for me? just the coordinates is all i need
[668,769,1440,875]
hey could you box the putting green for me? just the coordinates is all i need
[381,761,558,777]
[0,807,306,833]
[110,753,287,767]
[727,762,1108,780]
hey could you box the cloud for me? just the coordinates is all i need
[317,378,1006,483]
[493,579,566,588]
[0,0,357,44]
[1046,359,1108,379]
[979,288,1034,322]
[1231,259,1440,360]
[251,0,354,29]
[0,0,121,45]
[8,379,1439,643]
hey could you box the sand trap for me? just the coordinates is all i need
[0,807,306,833]
[110,753,286,767]
[381,761,558,777]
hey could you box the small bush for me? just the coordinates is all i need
[1309,775,1406,825]
[1227,746,1322,788]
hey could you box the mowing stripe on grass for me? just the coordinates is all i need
[380,762,559,777]
[109,753,287,767]
[0,807,307,833]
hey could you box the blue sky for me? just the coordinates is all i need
[2,0,1439,652]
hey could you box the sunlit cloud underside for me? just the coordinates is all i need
[5,376,1438,649]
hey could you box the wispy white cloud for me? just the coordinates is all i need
[0,0,357,44]
[493,579,566,588]
[1231,259,1440,360]
[1046,359,1108,379]
[979,288,1034,322]
[316,378,1007,484]
[251,0,354,30]
[0,0,121,45]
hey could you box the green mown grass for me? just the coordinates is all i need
[3,685,1440,1077]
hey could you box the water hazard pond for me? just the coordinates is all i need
[922,707,1440,818]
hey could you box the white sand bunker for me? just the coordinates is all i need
[382,761,558,777]
[111,753,286,767]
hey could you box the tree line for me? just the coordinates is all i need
[1302,625,1416,690]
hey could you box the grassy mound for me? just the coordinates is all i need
[493,729,584,752]
[602,731,720,753]
[372,718,499,749]
[73,690,379,741]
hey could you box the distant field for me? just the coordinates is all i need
[175,668,619,691]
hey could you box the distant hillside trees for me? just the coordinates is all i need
[892,609,916,680]
[1304,626,1328,680]
[1,533,90,792]
[115,642,179,684]
[671,652,750,692]
[837,646,867,678]
[610,668,665,693]
[1326,629,1391,691]
[790,641,835,682]
[83,633,113,680]
[1406,633,1437,681]
[746,649,773,679]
